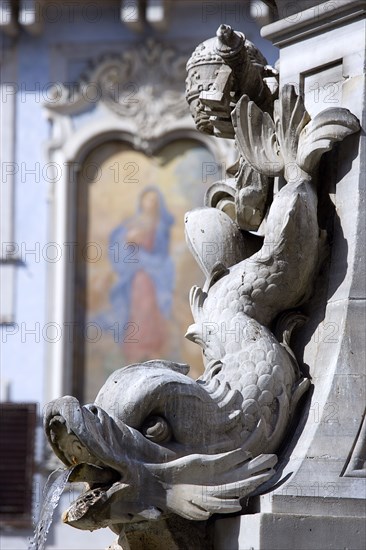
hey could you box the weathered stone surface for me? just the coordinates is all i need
[185,24,278,139]
[214,513,366,550]
[43,15,362,549]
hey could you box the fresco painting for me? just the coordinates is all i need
[80,140,217,401]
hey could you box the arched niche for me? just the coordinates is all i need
[42,45,236,403]
[72,137,223,402]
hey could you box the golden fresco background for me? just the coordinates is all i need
[77,139,217,401]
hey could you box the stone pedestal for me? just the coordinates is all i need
[215,2,365,548]
[215,513,365,550]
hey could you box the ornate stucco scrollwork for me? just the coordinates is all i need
[43,24,360,549]
[46,39,189,141]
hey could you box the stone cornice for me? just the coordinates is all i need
[261,0,366,46]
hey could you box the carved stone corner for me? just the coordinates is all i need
[343,412,366,478]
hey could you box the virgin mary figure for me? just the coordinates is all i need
[108,186,175,362]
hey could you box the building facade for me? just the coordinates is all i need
[1,1,277,548]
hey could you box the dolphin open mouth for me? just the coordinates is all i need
[63,462,123,527]
[47,415,126,527]
[45,405,166,529]
[43,380,279,530]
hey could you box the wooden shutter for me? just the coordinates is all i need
[0,403,37,527]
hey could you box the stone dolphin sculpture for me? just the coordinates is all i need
[44,27,360,542]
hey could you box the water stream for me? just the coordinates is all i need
[28,468,73,550]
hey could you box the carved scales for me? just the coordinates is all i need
[42,24,360,548]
